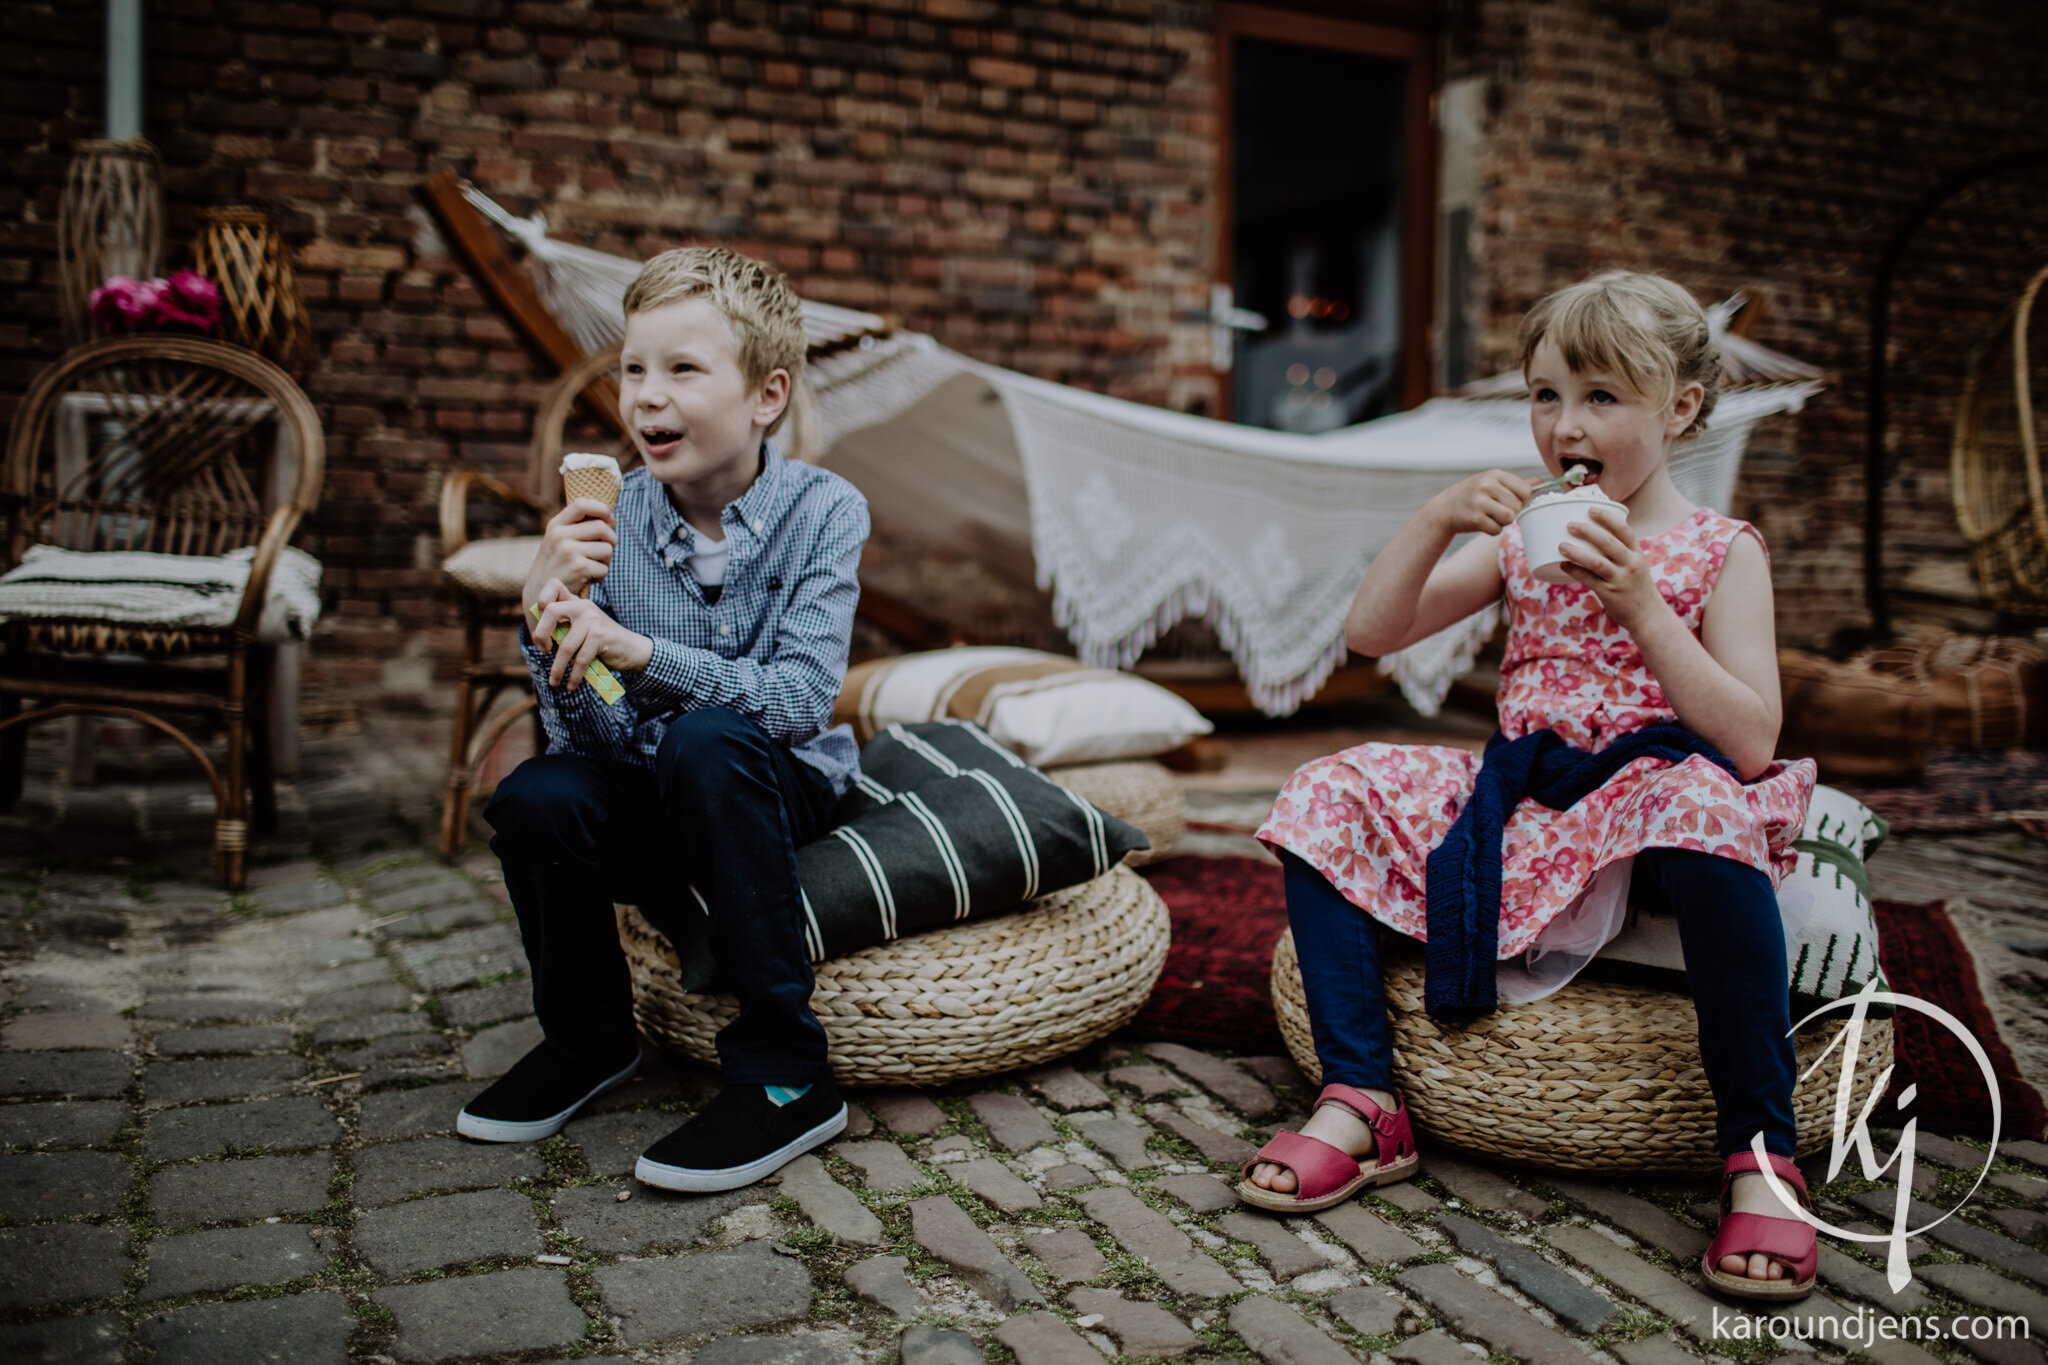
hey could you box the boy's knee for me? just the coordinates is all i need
[656,708,769,803]
[484,756,604,851]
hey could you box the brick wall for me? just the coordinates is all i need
[1446,0,2048,649]
[3,0,2046,700]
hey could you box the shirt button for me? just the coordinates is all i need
[718,626,732,639]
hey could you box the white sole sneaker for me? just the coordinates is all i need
[455,1054,642,1143]
[634,1103,849,1193]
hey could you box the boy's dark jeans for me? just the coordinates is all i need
[1282,844,1797,1159]
[485,706,837,1085]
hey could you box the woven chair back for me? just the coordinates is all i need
[1953,261,2048,614]
[3,337,324,571]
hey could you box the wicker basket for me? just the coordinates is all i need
[192,207,316,378]
[56,138,164,346]
[1045,759,1185,865]
[618,864,1172,1086]
[1953,261,2048,615]
[1271,929,1893,1175]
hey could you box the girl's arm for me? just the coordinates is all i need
[1561,511,1781,778]
[1347,470,1525,656]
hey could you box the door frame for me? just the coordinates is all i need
[1213,4,1439,418]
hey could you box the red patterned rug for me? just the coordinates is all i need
[1129,857,2047,1140]
[1874,899,2048,1141]
[1128,857,1289,1051]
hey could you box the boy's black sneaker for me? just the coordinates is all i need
[456,1042,640,1143]
[635,1080,847,1192]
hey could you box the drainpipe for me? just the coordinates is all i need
[106,0,142,139]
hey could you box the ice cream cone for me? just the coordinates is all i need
[559,454,623,600]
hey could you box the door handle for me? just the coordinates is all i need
[1209,283,1268,372]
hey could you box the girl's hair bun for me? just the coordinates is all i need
[1518,272,1720,438]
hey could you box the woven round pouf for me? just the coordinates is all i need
[1045,759,1184,865]
[618,865,1171,1087]
[1271,929,1893,1175]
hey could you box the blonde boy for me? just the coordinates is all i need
[458,248,868,1192]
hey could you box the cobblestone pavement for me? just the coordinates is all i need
[0,712,2045,1364]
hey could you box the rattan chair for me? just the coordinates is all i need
[436,346,632,851]
[0,336,325,887]
[1270,928,1893,1175]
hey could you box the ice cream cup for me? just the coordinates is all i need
[1517,484,1627,585]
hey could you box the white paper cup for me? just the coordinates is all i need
[1517,486,1626,585]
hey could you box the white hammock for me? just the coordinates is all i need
[463,187,1821,716]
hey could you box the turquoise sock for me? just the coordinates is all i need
[764,1084,811,1108]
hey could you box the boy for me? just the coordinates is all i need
[456,247,869,1193]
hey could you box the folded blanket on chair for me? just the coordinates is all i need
[1423,723,1737,1025]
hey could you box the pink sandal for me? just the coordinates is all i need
[1236,1084,1421,1213]
[1701,1151,1818,1302]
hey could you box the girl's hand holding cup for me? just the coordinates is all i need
[1555,505,1661,628]
[1430,469,1533,537]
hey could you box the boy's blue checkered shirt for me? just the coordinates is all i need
[520,443,868,797]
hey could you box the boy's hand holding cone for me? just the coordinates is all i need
[527,453,628,705]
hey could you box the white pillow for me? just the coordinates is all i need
[1590,784,1890,1011]
[833,646,1213,767]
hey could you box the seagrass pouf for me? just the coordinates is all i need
[618,864,1172,1087]
[1044,759,1185,865]
[1271,928,1894,1175]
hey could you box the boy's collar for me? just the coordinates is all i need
[649,440,783,541]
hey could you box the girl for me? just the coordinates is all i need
[1242,273,1820,1303]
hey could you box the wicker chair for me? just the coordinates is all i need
[0,336,325,888]
[437,346,632,852]
[1270,928,1893,1175]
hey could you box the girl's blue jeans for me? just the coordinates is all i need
[1280,845,1798,1158]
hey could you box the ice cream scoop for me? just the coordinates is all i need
[559,452,623,511]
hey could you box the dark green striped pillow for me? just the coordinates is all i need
[793,720,1149,962]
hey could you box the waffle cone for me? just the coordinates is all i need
[561,467,622,512]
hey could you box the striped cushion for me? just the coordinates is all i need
[793,720,1149,962]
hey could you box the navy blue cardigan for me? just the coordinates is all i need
[1421,724,1738,1024]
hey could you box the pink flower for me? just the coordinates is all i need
[88,276,149,334]
[156,271,222,331]
[87,273,221,336]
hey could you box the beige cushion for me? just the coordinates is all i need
[442,536,541,598]
[835,646,1213,766]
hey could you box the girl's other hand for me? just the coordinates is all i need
[1558,505,1662,628]
[1430,469,1532,537]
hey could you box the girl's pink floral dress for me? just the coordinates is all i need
[1258,508,1817,958]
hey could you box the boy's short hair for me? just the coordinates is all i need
[623,246,807,398]
[1518,271,1720,438]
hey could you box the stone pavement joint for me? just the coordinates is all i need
[1073,1184,1241,1298]
[780,1152,885,1246]
[1068,1286,1201,1356]
[846,1253,924,1318]
[1395,1261,1596,1365]
[1230,1293,1359,1365]
[910,1193,1044,1310]
[994,1309,1107,1365]
[1436,1212,1619,1333]
[1144,1041,1279,1117]
[374,1266,589,1364]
